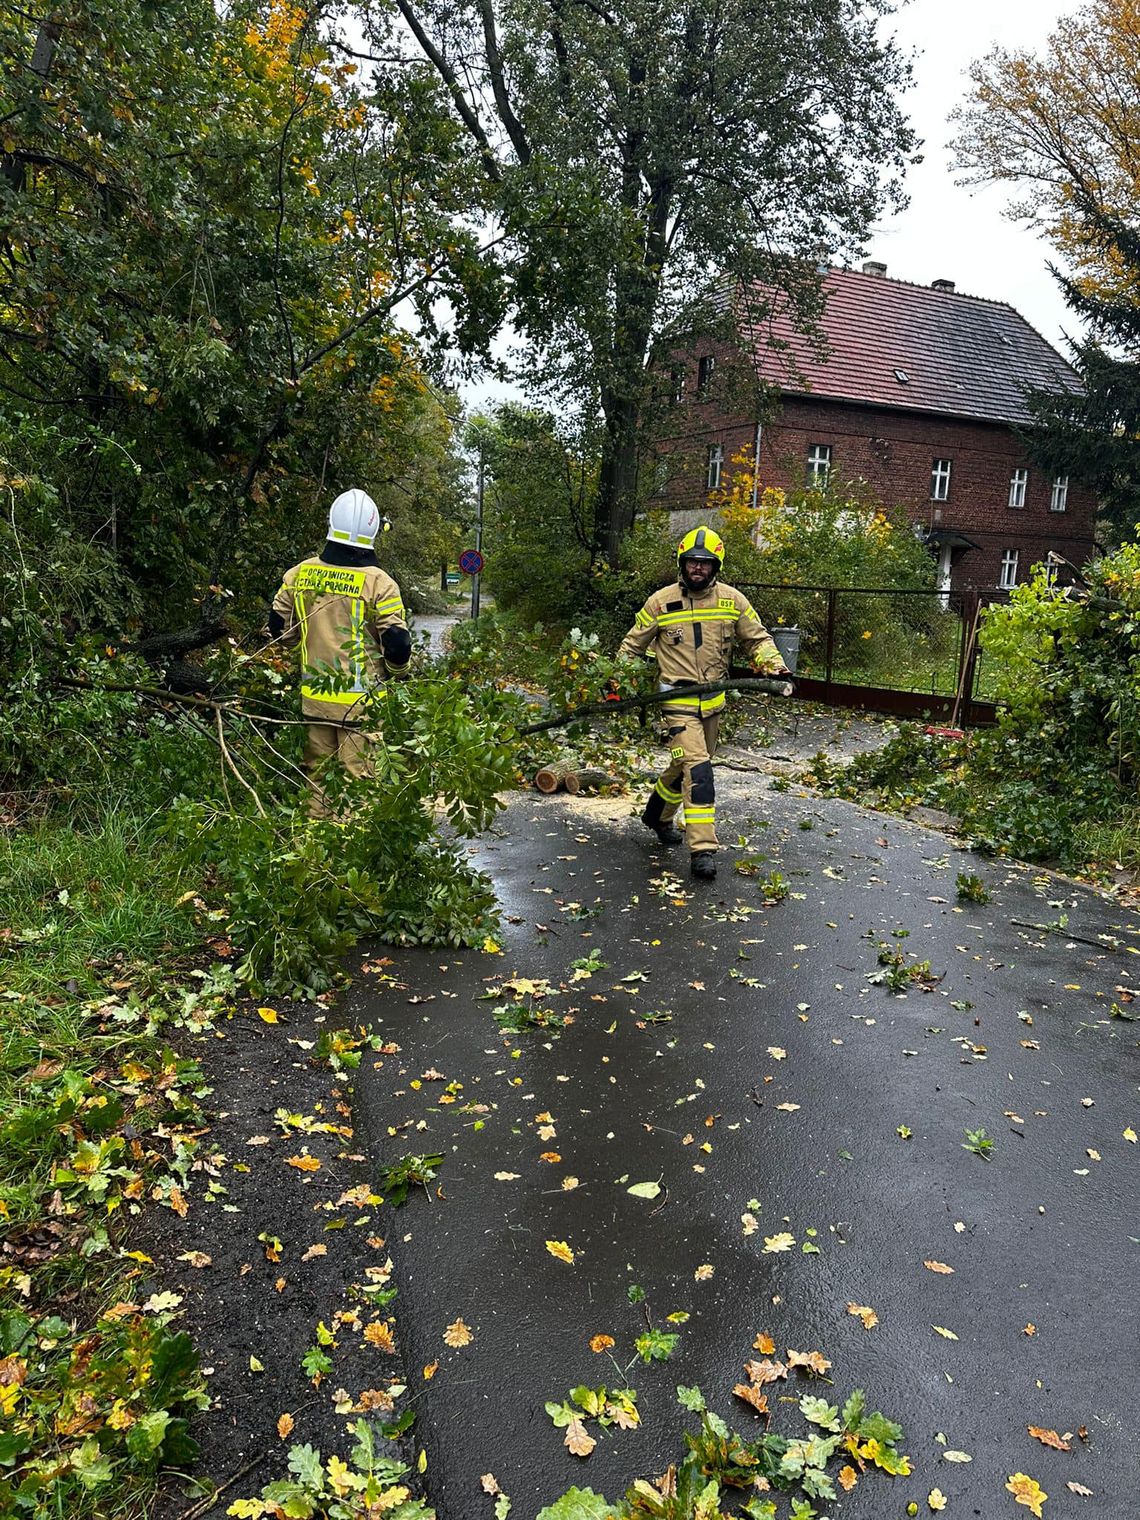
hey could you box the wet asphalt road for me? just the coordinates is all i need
[350,767,1140,1520]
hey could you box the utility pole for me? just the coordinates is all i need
[471,444,484,621]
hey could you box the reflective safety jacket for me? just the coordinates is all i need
[272,555,408,721]
[617,579,784,718]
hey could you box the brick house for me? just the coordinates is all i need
[655,264,1098,591]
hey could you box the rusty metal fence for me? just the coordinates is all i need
[736,583,1007,725]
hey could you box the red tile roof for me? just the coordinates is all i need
[744,267,1079,426]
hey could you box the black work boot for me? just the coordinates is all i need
[641,802,683,846]
[690,851,717,880]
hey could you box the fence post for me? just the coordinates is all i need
[960,590,984,722]
[824,588,838,698]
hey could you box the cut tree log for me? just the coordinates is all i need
[534,766,580,794]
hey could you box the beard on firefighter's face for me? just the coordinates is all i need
[681,558,715,591]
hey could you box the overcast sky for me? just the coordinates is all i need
[460,0,1078,411]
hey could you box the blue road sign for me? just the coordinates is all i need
[459,548,484,576]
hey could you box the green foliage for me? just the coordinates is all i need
[955,872,990,903]
[227,1419,433,1519]
[0,1306,207,1519]
[962,1127,994,1160]
[375,1154,444,1208]
[633,1328,679,1363]
[810,544,1140,873]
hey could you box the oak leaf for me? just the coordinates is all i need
[745,1357,787,1385]
[753,1332,776,1354]
[565,1416,596,1457]
[481,1474,501,1495]
[838,1466,858,1492]
[1006,1473,1047,1516]
[539,1151,562,1163]
[1027,1426,1070,1451]
[928,1488,947,1511]
[932,1325,959,1340]
[786,1349,831,1374]
[732,1383,770,1415]
[694,1263,714,1280]
[1066,1482,1093,1496]
[276,1413,294,1440]
[589,1334,615,1353]
[176,1251,212,1269]
[443,1317,473,1347]
[363,1320,396,1352]
[762,1232,795,1253]
[545,1239,575,1264]
[847,1302,878,1330]
[923,1260,954,1274]
[286,1154,321,1172]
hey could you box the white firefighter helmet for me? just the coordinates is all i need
[327,488,381,548]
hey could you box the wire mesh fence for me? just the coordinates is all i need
[737,583,1005,721]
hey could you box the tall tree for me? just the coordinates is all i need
[376,0,915,565]
[951,0,1140,540]
[0,0,497,636]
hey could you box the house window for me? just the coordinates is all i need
[1008,468,1028,508]
[706,442,723,490]
[999,548,1019,589]
[1051,475,1069,512]
[806,443,831,487]
[930,459,952,501]
[697,355,715,397]
[670,366,685,405]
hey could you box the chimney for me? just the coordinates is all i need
[932,278,956,293]
[862,260,888,277]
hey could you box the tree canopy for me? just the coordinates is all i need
[377,0,916,563]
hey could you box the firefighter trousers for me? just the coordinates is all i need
[303,723,374,817]
[643,711,721,853]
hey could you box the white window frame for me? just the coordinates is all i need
[670,366,685,405]
[999,548,1020,589]
[697,354,715,397]
[806,443,832,488]
[1051,474,1069,512]
[1008,468,1028,508]
[706,442,724,490]
[930,459,952,501]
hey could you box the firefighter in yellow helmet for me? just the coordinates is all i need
[269,488,412,814]
[615,525,789,879]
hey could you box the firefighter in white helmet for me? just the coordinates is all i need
[269,489,411,813]
[615,525,789,879]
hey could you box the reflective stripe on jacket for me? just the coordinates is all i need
[618,579,783,717]
[272,556,408,721]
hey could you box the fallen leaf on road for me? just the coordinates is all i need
[942,1450,972,1463]
[562,1176,580,1190]
[539,1151,561,1163]
[277,1412,294,1440]
[775,1102,801,1112]
[301,1244,326,1262]
[1023,1323,1037,1336]
[753,1332,775,1354]
[363,1320,395,1352]
[694,1263,714,1280]
[257,1007,279,1023]
[838,1465,858,1492]
[1066,1481,1093,1496]
[481,1474,501,1495]
[1006,1473,1047,1516]
[423,1361,438,1379]
[741,1212,759,1236]
[286,1154,321,1172]
[767,1046,787,1060]
[1124,1128,1137,1143]
[627,1181,661,1199]
[176,1251,212,1268]
[763,1232,796,1253]
[745,1357,788,1385]
[494,1172,520,1181]
[565,1417,596,1457]
[546,1240,575,1264]
[847,1302,878,1330]
[924,1260,954,1274]
[733,1383,769,1414]
[927,1488,947,1511]
[786,1349,830,1374]
[932,1325,959,1340]
[589,1334,614,1353]
[443,1318,472,1347]
[1028,1426,1070,1451]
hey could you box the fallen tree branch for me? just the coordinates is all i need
[515,678,793,736]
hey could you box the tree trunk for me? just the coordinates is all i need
[595,387,641,567]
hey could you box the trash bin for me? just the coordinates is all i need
[770,626,800,675]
